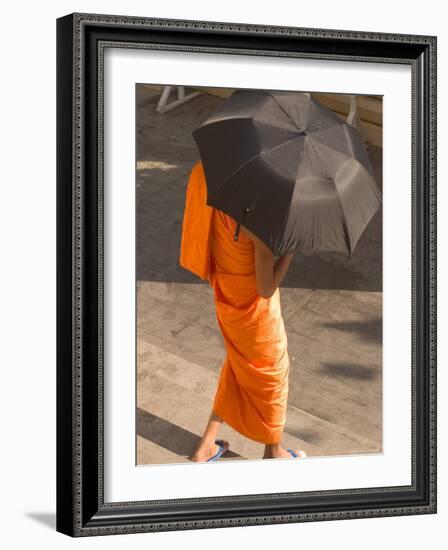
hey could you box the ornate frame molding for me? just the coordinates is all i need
[56,12,437,537]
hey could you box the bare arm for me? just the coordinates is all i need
[241,225,294,298]
[272,253,294,291]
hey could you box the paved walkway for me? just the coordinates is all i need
[136,85,383,464]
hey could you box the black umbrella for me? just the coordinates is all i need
[192,88,381,258]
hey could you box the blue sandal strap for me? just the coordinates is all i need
[286,448,298,458]
[206,442,225,462]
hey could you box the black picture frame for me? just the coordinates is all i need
[56,12,437,537]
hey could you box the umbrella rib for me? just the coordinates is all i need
[335,190,352,255]
[304,136,353,253]
[208,133,305,198]
[265,92,342,133]
[263,90,306,132]
[307,134,352,164]
[303,135,361,186]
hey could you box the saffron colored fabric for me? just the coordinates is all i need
[179,160,289,445]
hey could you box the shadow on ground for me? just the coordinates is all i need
[321,317,382,345]
[137,408,241,460]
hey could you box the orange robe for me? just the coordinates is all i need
[179,160,289,445]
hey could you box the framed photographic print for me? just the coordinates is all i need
[56,12,437,537]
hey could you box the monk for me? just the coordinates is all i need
[179,159,306,461]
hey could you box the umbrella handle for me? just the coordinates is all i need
[234,207,252,242]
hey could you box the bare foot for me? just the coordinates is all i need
[190,439,230,462]
[263,444,307,459]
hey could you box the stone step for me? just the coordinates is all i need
[137,339,380,465]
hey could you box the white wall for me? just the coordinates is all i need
[0,1,445,548]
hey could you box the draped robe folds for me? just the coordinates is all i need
[179,160,289,445]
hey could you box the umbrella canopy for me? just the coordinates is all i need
[192,88,381,258]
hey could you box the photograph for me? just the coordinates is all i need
[135,84,383,465]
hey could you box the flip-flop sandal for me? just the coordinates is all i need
[286,449,307,459]
[206,440,229,462]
